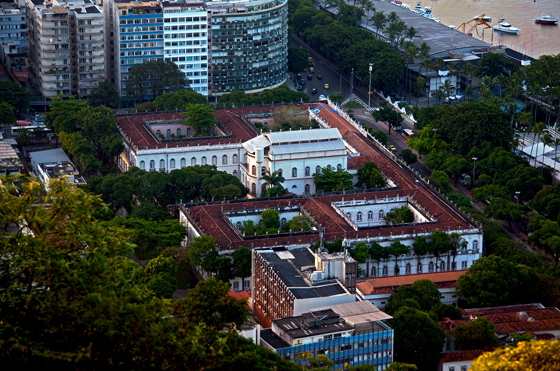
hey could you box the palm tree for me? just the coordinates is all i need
[448,233,466,268]
[329,91,343,106]
[363,0,375,28]
[541,132,553,174]
[423,59,433,105]
[435,87,445,106]
[372,11,387,39]
[387,11,399,25]
[405,26,417,41]
[552,137,560,182]
[529,122,545,167]
[404,42,418,99]
[465,86,473,102]
[261,170,285,191]
[462,62,473,92]
[441,79,454,101]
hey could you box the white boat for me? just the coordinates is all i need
[413,2,424,15]
[423,7,438,21]
[475,14,492,22]
[493,19,520,34]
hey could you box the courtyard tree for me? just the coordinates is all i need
[126,60,189,101]
[143,256,178,298]
[233,247,252,281]
[313,166,354,192]
[357,161,386,189]
[152,89,208,111]
[181,104,218,136]
[454,317,499,350]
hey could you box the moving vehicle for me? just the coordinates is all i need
[388,145,396,151]
[297,85,303,91]
[324,83,329,89]
[318,95,328,102]
[493,19,520,34]
[403,129,415,140]
[307,74,313,80]
[311,88,318,94]
[308,57,313,62]
[535,13,558,25]
[317,75,323,80]
[309,67,315,73]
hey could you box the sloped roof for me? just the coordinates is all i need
[357,270,467,296]
[265,127,341,144]
[439,349,486,364]
[271,140,346,155]
[311,300,393,324]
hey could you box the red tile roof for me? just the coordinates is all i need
[480,309,560,335]
[461,304,541,317]
[179,103,476,251]
[439,349,486,363]
[356,270,466,296]
[438,318,470,334]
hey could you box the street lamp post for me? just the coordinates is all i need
[351,68,354,104]
[368,63,373,110]
[472,157,478,191]
[515,191,521,211]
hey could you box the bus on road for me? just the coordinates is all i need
[403,129,415,140]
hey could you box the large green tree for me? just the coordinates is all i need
[126,60,190,101]
[152,90,208,111]
[88,80,122,109]
[181,104,218,136]
[0,81,29,112]
[313,166,354,192]
[143,256,178,298]
[454,317,499,351]
[356,161,386,189]
[288,46,309,73]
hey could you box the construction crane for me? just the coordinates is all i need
[456,14,492,37]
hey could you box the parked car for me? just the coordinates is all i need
[388,145,396,151]
[324,83,330,89]
[317,75,323,80]
[300,79,305,85]
[311,88,318,94]
[296,73,302,80]
[297,85,304,91]
[308,57,313,62]
[309,67,315,73]
[319,94,328,102]
[307,74,313,80]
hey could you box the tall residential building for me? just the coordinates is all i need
[207,0,288,96]
[26,0,104,99]
[0,8,28,54]
[105,0,208,100]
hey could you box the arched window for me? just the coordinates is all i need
[305,184,310,194]
[383,266,388,276]
[156,130,161,135]
[440,261,445,271]
[357,212,362,221]
[222,155,228,165]
[139,160,145,169]
[251,183,256,194]
[201,156,207,165]
[473,240,478,251]
[170,159,175,169]
[166,129,171,138]
[187,128,191,137]
[292,185,297,189]
[181,158,186,167]
[316,166,321,174]
[233,154,238,164]
[211,156,217,165]
[159,159,165,170]
[236,222,242,229]
[337,164,342,170]
[452,262,457,270]
[252,165,256,175]
[292,167,297,177]
[305,166,310,176]
[379,210,384,219]
[261,166,266,176]
[243,153,247,162]
[429,262,434,272]
[417,263,422,273]
[346,212,351,219]
[395,265,400,276]
[406,263,411,275]
[149,160,155,170]
[278,169,283,177]
[327,164,332,169]
[233,170,238,177]
[281,218,287,227]
[371,267,376,277]
[368,211,373,220]
[177,128,181,137]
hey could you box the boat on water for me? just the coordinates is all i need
[475,14,492,22]
[535,13,558,25]
[493,19,520,34]
[392,0,402,4]
[413,2,424,15]
[423,6,439,22]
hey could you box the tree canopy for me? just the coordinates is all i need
[471,340,560,371]
[454,317,499,351]
[125,60,190,101]
[88,80,122,109]
[313,166,354,192]
[152,90,208,111]
[357,161,386,189]
[181,104,218,136]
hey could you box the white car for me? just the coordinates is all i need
[318,95,328,102]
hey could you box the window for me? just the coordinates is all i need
[278,169,283,177]
[379,210,384,219]
[368,211,373,220]
[233,170,237,177]
[201,156,207,165]
[316,166,321,174]
[244,280,250,289]
[449,368,455,371]
[261,166,266,176]
[383,266,388,276]
[346,212,351,219]
[139,160,145,169]
[429,262,434,272]
[305,184,310,194]
[337,164,342,170]
[357,212,362,221]
[159,159,165,170]
[181,158,186,167]
[395,264,400,276]
[305,166,310,176]
[461,366,467,371]
[252,183,256,194]
[236,222,242,229]
[150,160,155,170]
[281,218,287,227]
[452,262,457,270]
[292,167,297,177]
[191,157,196,166]
[462,261,467,269]
[233,281,239,290]
[166,129,171,138]
[252,165,256,175]
[187,128,191,137]
[170,159,175,169]
[212,155,217,165]
[371,267,376,277]
[440,261,445,271]
[417,263,422,273]
[406,263,411,274]
[232,154,238,164]
[473,240,478,251]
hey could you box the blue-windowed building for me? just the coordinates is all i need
[260,301,394,369]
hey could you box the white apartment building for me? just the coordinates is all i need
[26,0,104,99]
[242,128,349,197]
[0,8,28,54]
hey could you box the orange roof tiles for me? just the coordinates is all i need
[357,270,467,296]
[439,349,486,363]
